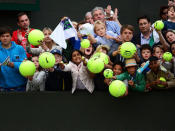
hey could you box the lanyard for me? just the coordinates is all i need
[149,33,154,47]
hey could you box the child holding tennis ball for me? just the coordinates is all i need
[153,44,173,72]
[94,45,113,69]
[104,63,128,96]
[146,56,175,90]
[137,44,152,74]
[26,55,46,91]
[59,50,94,94]
[45,49,72,91]
[88,20,121,56]
[115,59,146,92]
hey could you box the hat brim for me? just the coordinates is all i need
[125,63,137,67]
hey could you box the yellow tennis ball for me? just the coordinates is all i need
[28,29,44,46]
[39,52,56,68]
[163,52,173,62]
[109,80,126,97]
[81,56,85,60]
[120,42,136,58]
[19,60,36,77]
[158,77,166,88]
[154,20,164,31]
[92,52,109,64]
[80,39,90,48]
[87,57,104,73]
[103,69,113,78]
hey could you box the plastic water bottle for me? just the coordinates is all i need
[137,61,150,74]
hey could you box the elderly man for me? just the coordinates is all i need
[91,6,121,36]
[85,11,94,24]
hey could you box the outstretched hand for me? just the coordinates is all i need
[59,62,65,70]
[105,5,112,17]
[115,35,122,43]
[61,16,68,22]
[113,8,119,20]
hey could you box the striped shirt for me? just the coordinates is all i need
[106,21,121,36]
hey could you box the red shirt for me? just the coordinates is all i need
[11,28,36,58]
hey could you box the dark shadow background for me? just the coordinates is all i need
[0,0,167,33]
[0,90,174,130]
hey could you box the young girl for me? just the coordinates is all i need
[59,50,94,94]
[104,63,128,96]
[104,63,123,85]
[163,6,175,31]
[165,30,175,44]
[26,27,62,55]
[26,55,46,91]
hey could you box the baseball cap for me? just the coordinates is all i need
[50,49,62,55]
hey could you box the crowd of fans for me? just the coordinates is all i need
[0,0,175,95]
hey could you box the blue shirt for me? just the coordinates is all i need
[105,21,121,36]
[95,31,120,56]
[95,31,118,47]
[0,41,27,88]
[163,20,175,31]
[69,37,81,50]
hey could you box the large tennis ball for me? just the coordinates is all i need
[39,52,55,68]
[19,60,36,77]
[163,52,173,62]
[28,29,44,46]
[158,77,166,88]
[87,57,104,73]
[80,39,90,48]
[92,52,109,64]
[154,20,164,31]
[103,69,113,78]
[109,80,126,97]
[120,42,136,59]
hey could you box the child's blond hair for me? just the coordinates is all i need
[94,45,109,54]
[93,20,106,34]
